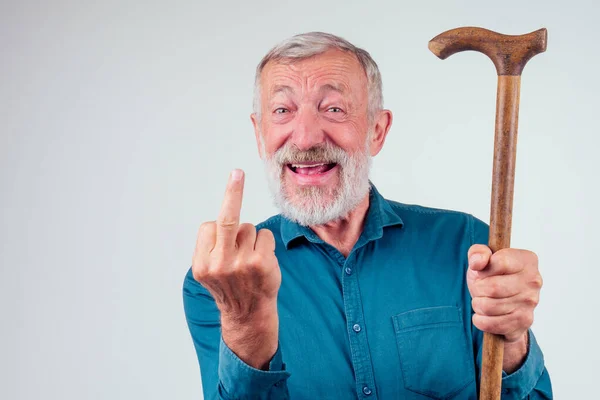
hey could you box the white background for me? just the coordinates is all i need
[1,0,598,398]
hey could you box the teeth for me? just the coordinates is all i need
[290,163,328,168]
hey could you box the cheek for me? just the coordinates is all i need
[261,125,291,155]
[328,121,369,151]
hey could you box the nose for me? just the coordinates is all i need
[290,108,325,151]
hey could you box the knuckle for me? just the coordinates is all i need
[482,298,498,315]
[237,224,257,243]
[231,257,245,271]
[199,221,216,233]
[471,298,480,314]
[480,298,494,314]
[197,222,216,245]
[525,294,539,307]
[530,274,543,289]
[218,215,239,229]
[192,262,208,282]
[258,228,275,242]
[238,223,255,233]
[520,312,534,328]
[514,310,526,325]
[474,297,489,314]
[193,263,211,281]
[497,254,511,272]
[248,253,266,270]
[259,228,275,239]
[211,253,235,272]
[487,281,501,297]
[231,254,264,273]
[476,316,491,332]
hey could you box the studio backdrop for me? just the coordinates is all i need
[1,0,598,399]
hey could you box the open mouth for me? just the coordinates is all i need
[287,162,338,175]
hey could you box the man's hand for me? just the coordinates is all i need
[192,169,281,370]
[466,245,543,373]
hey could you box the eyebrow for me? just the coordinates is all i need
[269,83,347,97]
[319,83,346,94]
[271,85,295,96]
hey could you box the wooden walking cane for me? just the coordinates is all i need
[428,27,547,399]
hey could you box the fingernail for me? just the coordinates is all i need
[231,169,243,181]
[469,253,481,268]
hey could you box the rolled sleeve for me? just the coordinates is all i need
[501,330,545,399]
[218,337,291,399]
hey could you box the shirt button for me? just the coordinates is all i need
[353,323,361,332]
[363,386,372,396]
[345,267,352,275]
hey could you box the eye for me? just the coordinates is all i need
[274,108,289,114]
[327,107,343,113]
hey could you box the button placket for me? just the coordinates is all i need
[342,252,377,399]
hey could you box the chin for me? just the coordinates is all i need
[287,187,337,211]
[284,169,339,199]
[264,151,373,226]
[276,174,359,227]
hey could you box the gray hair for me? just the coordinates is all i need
[253,32,383,121]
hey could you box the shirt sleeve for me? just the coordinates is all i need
[500,330,553,399]
[470,215,553,399]
[218,336,291,399]
[182,267,291,399]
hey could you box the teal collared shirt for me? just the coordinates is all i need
[183,184,552,399]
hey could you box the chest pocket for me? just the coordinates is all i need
[392,306,475,399]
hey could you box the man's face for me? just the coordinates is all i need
[252,49,382,225]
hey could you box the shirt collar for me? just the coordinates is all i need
[280,182,404,249]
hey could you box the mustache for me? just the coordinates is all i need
[272,142,349,165]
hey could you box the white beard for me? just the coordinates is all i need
[262,138,372,226]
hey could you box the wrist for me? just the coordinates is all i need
[503,331,529,374]
[504,330,528,347]
[221,302,279,370]
[220,299,278,327]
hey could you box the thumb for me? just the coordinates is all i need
[466,266,480,288]
[467,245,492,272]
[466,245,492,287]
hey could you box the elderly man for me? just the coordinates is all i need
[183,32,552,399]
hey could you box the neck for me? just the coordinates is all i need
[309,193,370,258]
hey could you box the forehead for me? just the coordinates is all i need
[260,49,367,96]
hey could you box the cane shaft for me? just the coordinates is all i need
[480,75,521,400]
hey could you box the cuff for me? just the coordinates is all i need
[218,336,291,399]
[501,330,545,399]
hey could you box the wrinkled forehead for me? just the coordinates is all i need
[259,49,368,99]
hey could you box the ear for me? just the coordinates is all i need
[369,109,393,156]
[250,113,263,159]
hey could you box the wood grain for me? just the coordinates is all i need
[428,27,547,400]
[429,27,547,76]
[480,75,521,400]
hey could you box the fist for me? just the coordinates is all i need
[192,169,281,321]
[466,245,543,343]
